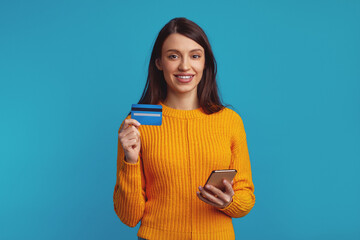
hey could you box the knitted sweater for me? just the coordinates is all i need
[113,101,255,240]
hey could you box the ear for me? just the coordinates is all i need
[155,58,163,71]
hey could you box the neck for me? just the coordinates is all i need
[163,91,200,110]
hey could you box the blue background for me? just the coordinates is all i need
[1,0,359,239]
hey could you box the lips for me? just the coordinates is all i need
[174,74,195,83]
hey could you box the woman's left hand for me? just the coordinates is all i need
[196,179,234,209]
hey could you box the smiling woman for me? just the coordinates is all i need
[113,17,255,240]
[155,33,205,103]
[134,17,223,113]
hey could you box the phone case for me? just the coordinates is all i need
[204,169,237,191]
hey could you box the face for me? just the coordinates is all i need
[155,33,205,96]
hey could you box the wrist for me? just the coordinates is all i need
[124,156,138,164]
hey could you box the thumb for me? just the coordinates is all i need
[223,179,234,195]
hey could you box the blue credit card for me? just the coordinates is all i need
[131,104,162,126]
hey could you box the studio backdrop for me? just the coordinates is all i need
[0,0,359,239]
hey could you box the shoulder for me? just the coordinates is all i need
[214,106,244,126]
[215,107,247,140]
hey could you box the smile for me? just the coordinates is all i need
[174,75,194,83]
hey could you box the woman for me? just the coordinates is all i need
[113,17,255,240]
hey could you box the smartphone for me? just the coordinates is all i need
[204,169,237,191]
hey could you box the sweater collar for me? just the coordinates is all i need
[158,101,207,119]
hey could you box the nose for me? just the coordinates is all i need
[178,57,190,71]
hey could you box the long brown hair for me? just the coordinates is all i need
[136,17,230,114]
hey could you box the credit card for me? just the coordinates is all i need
[131,104,162,126]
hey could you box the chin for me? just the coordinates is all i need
[175,86,198,94]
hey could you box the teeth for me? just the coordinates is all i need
[176,75,193,79]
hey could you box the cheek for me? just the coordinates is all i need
[161,60,176,73]
[195,65,205,77]
[195,60,205,72]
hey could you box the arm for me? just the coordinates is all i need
[113,117,146,227]
[218,114,255,218]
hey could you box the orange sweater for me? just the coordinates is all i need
[113,101,255,240]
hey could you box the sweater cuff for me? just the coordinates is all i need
[218,192,254,218]
[119,155,142,177]
[218,195,237,212]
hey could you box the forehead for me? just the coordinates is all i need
[162,33,204,52]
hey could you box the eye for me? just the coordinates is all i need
[192,55,201,59]
[168,54,178,59]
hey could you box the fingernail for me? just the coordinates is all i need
[198,186,203,190]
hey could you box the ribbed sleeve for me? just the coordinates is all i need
[113,116,146,227]
[219,114,255,217]
[220,115,255,218]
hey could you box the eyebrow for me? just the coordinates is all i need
[166,49,203,53]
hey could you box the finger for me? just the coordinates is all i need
[126,138,139,145]
[223,179,235,195]
[198,186,224,206]
[205,184,229,203]
[123,138,139,150]
[231,180,234,185]
[122,119,141,130]
[196,192,221,208]
[123,131,140,141]
[119,125,141,138]
[120,132,140,150]
[204,184,224,199]
[197,191,212,204]
[121,124,140,135]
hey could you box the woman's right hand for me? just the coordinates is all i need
[118,119,141,164]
